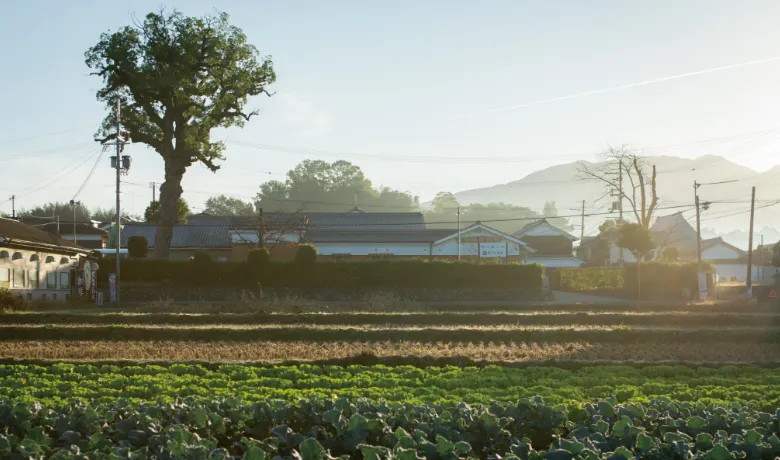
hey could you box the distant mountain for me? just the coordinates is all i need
[454,155,779,234]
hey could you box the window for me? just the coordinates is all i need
[13,269,24,288]
[47,272,57,289]
[59,272,70,289]
[52,294,57,301]
[26,294,32,301]
[28,271,39,289]
[41,293,47,301]
[0,269,9,283]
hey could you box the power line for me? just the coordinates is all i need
[15,148,102,199]
[0,124,94,146]
[71,148,107,202]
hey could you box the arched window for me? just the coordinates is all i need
[59,257,69,265]
[29,254,39,262]
[12,252,22,261]
[45,256,55,264]
[0,251,8,259]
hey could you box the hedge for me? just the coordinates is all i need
[98,259,543,290]
[623,261,708,299]
[551,268,623,291]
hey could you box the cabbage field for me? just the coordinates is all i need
[0,301,779,458]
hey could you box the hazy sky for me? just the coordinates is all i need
[2,0,780,218]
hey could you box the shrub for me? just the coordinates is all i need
[247,248,270,267]
[554,268,623,291]
[294,244,318,266]
[0,287,27,311]
[623,262,708,300]
[127,236,148,258]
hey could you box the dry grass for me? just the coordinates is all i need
[1,340,777,363]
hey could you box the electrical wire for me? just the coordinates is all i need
[71,149,107,202]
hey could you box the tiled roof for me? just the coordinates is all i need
[306,212,425,230]
[120,221,231,248]
[307,229,457,243]
[513,218,578,241]
[0,218,89,252]
[40,222,108,235]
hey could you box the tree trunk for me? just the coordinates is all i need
[152,160,186,259]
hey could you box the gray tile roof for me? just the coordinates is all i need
[120,221,231,248]
[305,212,425,230]
[307,229,457,243]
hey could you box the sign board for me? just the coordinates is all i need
[697,272,708,300]
[109,274,117,303]
[480,242,507,258]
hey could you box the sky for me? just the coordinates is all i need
[2,0,780,222]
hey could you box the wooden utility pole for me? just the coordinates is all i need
[746,186,756,293]
[149,182,157,202]
[580,200,585,242]
[10,195,15,219]
[258,208,265,249]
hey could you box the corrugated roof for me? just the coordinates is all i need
[0,218,89,252]
[120,221,231,248]
[40,222,108,236]
[308,229,457,243]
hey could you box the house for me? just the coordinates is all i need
[513,219,582,268]
[309,221,533,261]
[119,218,232,261]
[651,212,698,259]
[700,237,760,282]
[0,217,94,302]
[39,220,108,250]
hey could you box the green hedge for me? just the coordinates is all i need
[552,268,623,291]
[98,259,543,290]
[623,262,710,299]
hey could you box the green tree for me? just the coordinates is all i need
[203,195,254,216]
[145,198,189,224]
[617,222,655,302]
[255,160,418,212]
[86,10,276,259]
[660,245,680,262]
[772,241,780,268]
[430,192,460,214]
[20,202,91,222]
[91,207,116,223]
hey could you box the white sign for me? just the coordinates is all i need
[480,242,507,258]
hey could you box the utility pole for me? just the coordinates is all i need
[149,182,156,202]
[760,234,765,281]
[258,207,265,249]
[746,186,756,293]
[694,181,702,266]
[69,200,80,244]
[115,99,122,308]
[580,200,585,243]
[457,206,461,261]
[10,195,15,219]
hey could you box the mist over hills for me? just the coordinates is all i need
[453,155,780,248]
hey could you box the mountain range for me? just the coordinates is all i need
[453,155,780,248]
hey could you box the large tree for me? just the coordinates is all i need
[203,195,254,216]
[86,10,275,258]
[577,146,659,228]
[255,160,418,212]
[617,222,656,303]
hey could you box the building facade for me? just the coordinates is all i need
[0,218,94,303]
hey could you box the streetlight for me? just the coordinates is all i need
[69,200,80,244]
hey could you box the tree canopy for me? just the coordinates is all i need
[145,198,189,224]
[86,9,275,258]
[255,160,419,213]
[617,222,655,262]
[19,202,91,223]
[203,195,255,216]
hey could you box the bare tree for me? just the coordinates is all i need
[577,145,659,228]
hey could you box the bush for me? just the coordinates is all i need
[98,259,544,290]
[0,287,27,311]
[127,236,148,258]
[247,248,270,267]
[294,244,318,266]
